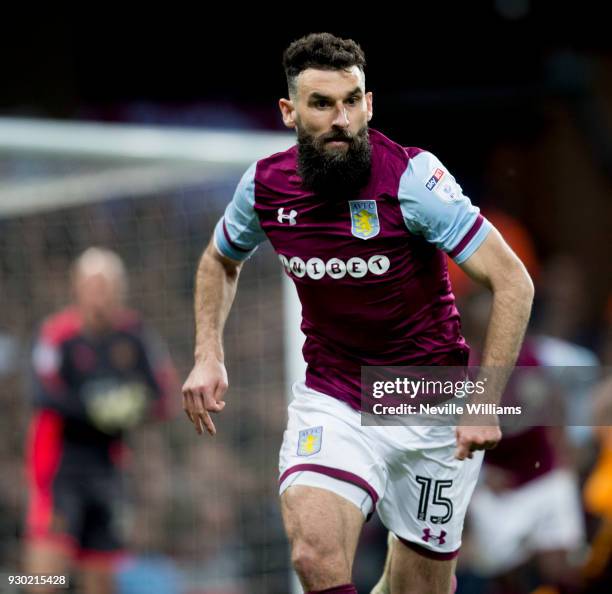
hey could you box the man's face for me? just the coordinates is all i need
[279,66,374,194]
[282,66,373,150]
[74,272,124,333]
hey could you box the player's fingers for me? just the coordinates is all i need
[204,386,226,413]
[472,434,500,451]
[193,392,212,435]
[486,429,502,450]
[456,448,473,460]
[181,379,192,397]
[190,390,218,436]
[454,442,469,460]
[198,410,216,436]
[204,397,225,413]
[182,390,196,423]
[212,400,226,412]
[185,391,206,435]
[191,389,206,412]
[455,432,480,459]
[214,379,229,403]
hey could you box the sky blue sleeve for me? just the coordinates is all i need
[213,161,267,261]
[397,151,492,264]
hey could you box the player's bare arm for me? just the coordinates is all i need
[455,227,534,459]
[182,239,242,436]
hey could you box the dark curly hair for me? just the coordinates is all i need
[283,32,366,97]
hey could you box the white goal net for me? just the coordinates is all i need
[0,117,299,594]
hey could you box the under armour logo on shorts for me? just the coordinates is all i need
[422,528,446,545]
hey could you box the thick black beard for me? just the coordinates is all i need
[297,125,372,197]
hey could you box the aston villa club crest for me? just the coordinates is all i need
[349,200,380,240]
[297,426,323,456]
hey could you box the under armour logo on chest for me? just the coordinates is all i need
[422,528,446,545]
[277,207,298,225]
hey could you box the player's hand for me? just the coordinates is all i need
[454,421,502,460]
[182,356,228,436]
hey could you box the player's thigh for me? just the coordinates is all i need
[390,535,457,594]
[281,484,364,570]
[378,438,484,559]
[279,380,386,519]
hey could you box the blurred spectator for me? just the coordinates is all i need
[22,247,178,594]
[530,254,600,451]
[462,291,586,594]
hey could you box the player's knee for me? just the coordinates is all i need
[291,542,317,578]
[291,537,347,583]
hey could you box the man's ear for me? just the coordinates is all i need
[279,98,296,129]
[365,91,373,122]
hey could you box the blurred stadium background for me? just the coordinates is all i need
[1,4,611,593]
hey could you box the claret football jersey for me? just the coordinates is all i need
[215,129,492,409]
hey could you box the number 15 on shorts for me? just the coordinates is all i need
[416,476,453,524]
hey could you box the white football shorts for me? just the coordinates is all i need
[468,468,586,575]
[279,380,484,558]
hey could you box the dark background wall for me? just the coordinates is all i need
[2,1,611,344]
